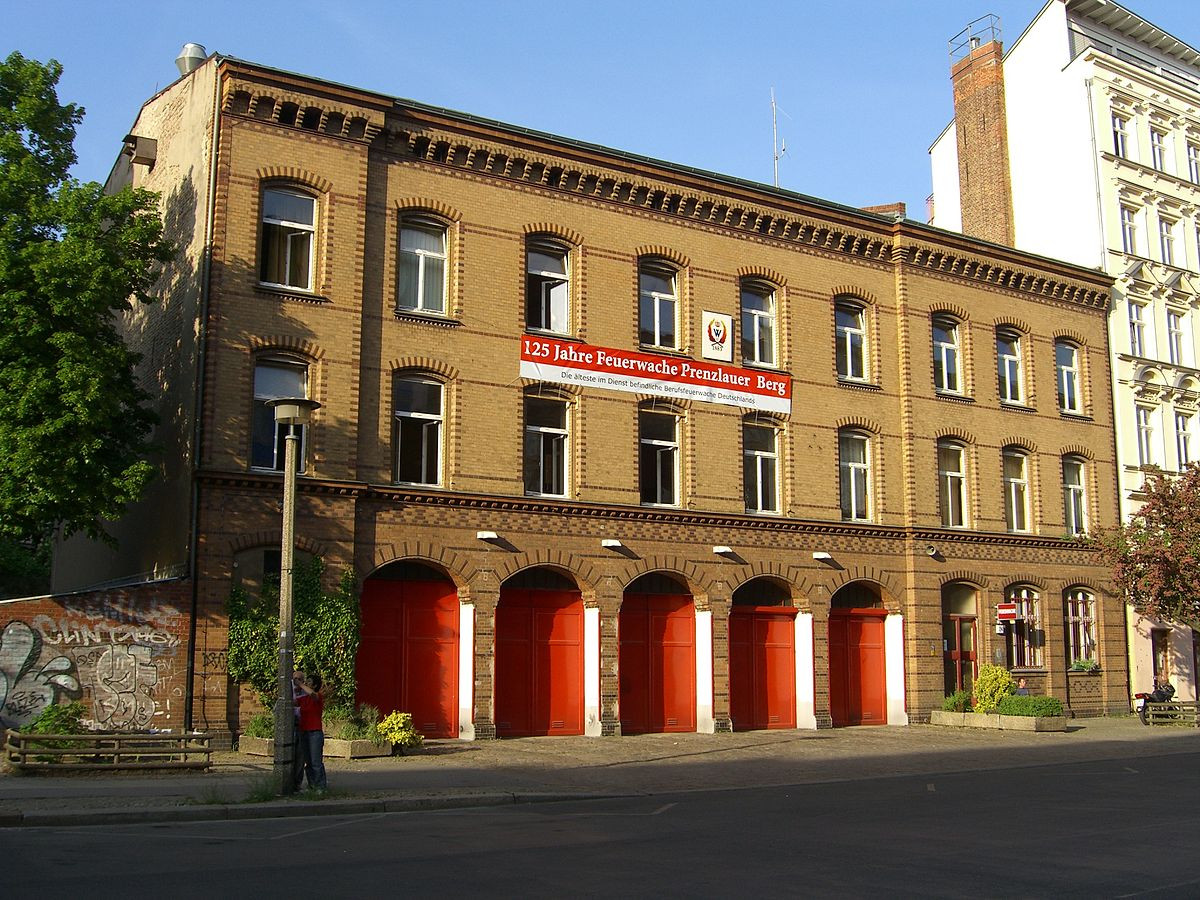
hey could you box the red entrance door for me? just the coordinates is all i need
[943,615,977,695]
[729,606,797,731]
[356,578,459,738]
[828,609,887,727]
[495,589,584,737]
[619,593,696,734]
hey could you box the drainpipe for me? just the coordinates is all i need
[184,56,223,732]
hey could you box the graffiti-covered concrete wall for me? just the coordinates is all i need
[0,580,191,731]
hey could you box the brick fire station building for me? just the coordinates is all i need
[51,50,1127,741]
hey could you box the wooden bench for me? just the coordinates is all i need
[4,730,212,771]
[1144,701,1200,726]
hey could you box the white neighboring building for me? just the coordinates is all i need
[930,0,1200,702]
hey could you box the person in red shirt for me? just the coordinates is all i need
[293,671,327,791]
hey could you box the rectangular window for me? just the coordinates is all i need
[996,332,1022,403]
[1112,113,1129,158]
[523,396,568,496]
[393,377,443,485]
[526,243,569,333]
[1137,405,1156,467]
[1120,206,1138,256]
[933,317,962,394]
[1007,587,1043,669]
[938,441,967,528]
[835,303,868,381]
[251,360,309,471]
[1128,301,1146,356]
[1066,590,1097,664]
[1003,450,1030,533]
[1056,342,1081,414]
[1189,143,1200,185]
[1160,218,1176,266]
[639,410,678,505]
[1063,457,1087,536]
[398,220,447,314]
[741,284,776,367]
[1150,127,1168,171]
[839,431,871,521]
[639,262,678,349]
[260,189,315,290]
[1167,309,1188,365]
[743,423,779,513]
[1176,412,1193,469]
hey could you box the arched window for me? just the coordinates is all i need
[526,238,570,334]
[1062,456,1088,536]
[1002,447,1030,533]
[398,215,448,315]
[996,328,1024,404]
[639,259,678,349]
[1055,341,1082,414]
[740,280,776,367]
[838,429,871,521]
[1006,585,1043,668]
[1065,588,1097,665]
[640,405,680,505]
[937,439,968,527]
[260,187,316,291]
[252,356,310,472]
[933,315,963,394]
[835,299,869,382]
[743,418,779,514]
[393,374,443,485]
[524,389,569,497]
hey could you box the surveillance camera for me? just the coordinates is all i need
[925,544,938,557]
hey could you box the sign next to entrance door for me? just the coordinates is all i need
[520,335,791,414]
[996,602,1018,621]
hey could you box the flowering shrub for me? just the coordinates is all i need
[378,712,424,751]
[973,664,1015,713]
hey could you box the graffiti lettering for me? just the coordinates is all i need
[93,645,158,729]
[33,615,181,648]
[0,621,82,729]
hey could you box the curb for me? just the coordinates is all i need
[3,791,620,829]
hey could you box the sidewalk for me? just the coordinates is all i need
[2,716,1197,827]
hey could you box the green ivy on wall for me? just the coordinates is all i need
[227,556,360,708]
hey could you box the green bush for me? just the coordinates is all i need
[242,712,274,739]
[324,702,385,746]
[28,701,88,734]
[1070,658,1100,673]
[996,694,1064,717]
[378,711,424,752]
[942,690,973,712]
[973,664,1015,713]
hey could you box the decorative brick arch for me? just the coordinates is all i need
[250,336,326,361]
[736,265,787,288]
[825,566,902,608]
[933,426,977,444]
[389,356,459,381]
[520,378,581,397]
[634,245,690,269]
[393,198,462,222]
[994,315,1032,334]
[729,564,811,611]
[939,571,992,591]
[1000,435,1038,453]
[617,555,712,597]
[494,550,600,595]
[930,302,972,322]
[1060,443,1096,459]
[1051,328,1088,346]
[256,167,332,195]
[1001,574,1048,591]
[636,395,691,412]
[524,222,584,246]
[366,543,475,591]
[228,532,328,559]
[835,415,880,434]
[831,286,879,306]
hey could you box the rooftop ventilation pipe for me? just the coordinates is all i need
[176,43,207,76]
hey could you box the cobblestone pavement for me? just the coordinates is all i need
[2,717,1197,824]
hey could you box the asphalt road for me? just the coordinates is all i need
[7,750,1198,899]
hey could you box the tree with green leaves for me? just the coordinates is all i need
[0,51,173,555]
[1092,464,1200,629]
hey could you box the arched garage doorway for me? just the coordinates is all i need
[729,578,797,731]
[495,568,584,737]
[828,581,888,727]
[619,573,696,734]
[356,561,460,739]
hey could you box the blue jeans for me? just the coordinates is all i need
[298,729,326,790]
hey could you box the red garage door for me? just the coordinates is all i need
[729,606,797,731]
[495,588,584,737]
[619,593,696,734]
[828,609,887,727]
[356,577,459,738]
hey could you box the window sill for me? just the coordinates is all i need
[837,378,881,391]
[742,360,782,372]
[1058,410,1091,422]
[641,501,681,509]
[999,401,1035,413]
[639,344,690,358]
[935,391,974,404]
[394,309,462,327]
[525,328,580,342]
[256,284,328,304]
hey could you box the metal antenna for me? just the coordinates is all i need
[771,88,789,187]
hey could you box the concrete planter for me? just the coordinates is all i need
[929,709,1067,732]
[237,734,393,758]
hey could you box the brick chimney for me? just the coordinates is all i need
[951,30,1015,246]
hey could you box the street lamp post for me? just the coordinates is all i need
[267,397,321,796]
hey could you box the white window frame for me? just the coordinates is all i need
[251,358,309,472]
[741,282,777,367]
[639,260,679,350]
[393,375,443,486]
[1008,585,1043,669]
[1003,448,1031,533]
[1112,113,1129,158]
[933,316,963,394]
[996,330,1023,404]
[743,421,780,514]
[1063,456,1088,536]
[1120,206,1139,256]
[398,218,448,315]
[260,188,315,291]
[1150,126,1169,172]
[839,430,871,522]
[1066,589,1097,664]
[526,240,570,334]
[523,395,569,497]
[639,409,679,506]
[938,440,968,528]
[1056,342,1082,414]
[1167,308,1188,365]
[1189,142,1200,185]
[1176,411,1193,469]
[1128,301,1147,357]
[1137,404,1156,467]
[1160,217,1177,267]
[835,301,869,382]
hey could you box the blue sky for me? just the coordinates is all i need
[5,0,1198,219]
